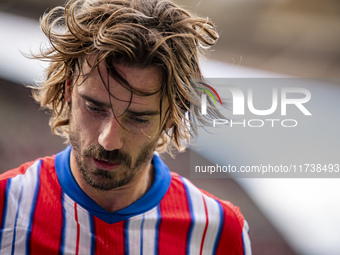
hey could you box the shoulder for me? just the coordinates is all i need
[0,155,56,187]
[170,172,244,229]
[168,172,251,254]
[0,154,59,210]
[0,160,37,183]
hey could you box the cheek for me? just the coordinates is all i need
[70,103,99,139]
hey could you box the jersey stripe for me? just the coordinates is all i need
[74,203,80,255]
[154,206,161,254]
[61,194,92,255]
[127,213,143,254]
[62,194,78,254]
[1,176,19,254]
[59,194,66,255]
[242,220,252,255]
[11,185,23,255]
[201,194,223,254]
[77,204,93,255]
[0,178,9,248]
[89,215,96,255]
[199,196,209,255]
[158,174,191,254]
[214,201,245,254]
[26,161,41,255]
[0,178,11,253]
[0,177,17,253]
[124,220,130,255]
[125,206,160,255]
[140,215,145,254]
[182,177,195,255]
[142,206,159,255]
[30,158,63,255]
[181,177,207,255]
[0,160,41,254]
[212,202,224,254]
[182,178,230,255]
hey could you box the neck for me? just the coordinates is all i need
[70,152,155,212]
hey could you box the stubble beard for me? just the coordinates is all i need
[69,129,157,191]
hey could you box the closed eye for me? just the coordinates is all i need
[86,104,105,113]
[129,116,149,124]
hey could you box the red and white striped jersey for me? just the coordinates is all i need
[0,146,251,254]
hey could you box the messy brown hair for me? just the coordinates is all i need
[32,0,219,154]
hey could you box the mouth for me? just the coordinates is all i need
[92,157,121,171]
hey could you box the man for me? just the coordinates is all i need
[0,0,251,254]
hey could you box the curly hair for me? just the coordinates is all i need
[32,0,219,154]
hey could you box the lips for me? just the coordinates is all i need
[92,158,121,171]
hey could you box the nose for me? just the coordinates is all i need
[98,117,124,151]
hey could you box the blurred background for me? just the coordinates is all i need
[1,0,339,254]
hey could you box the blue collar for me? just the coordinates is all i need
[55,146,171,224]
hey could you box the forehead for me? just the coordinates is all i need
[76,61,164,106]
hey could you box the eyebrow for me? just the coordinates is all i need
[80,93,111,109]
[79,93,160,116]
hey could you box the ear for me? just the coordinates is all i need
[64,78,72,103]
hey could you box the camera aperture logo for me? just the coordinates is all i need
[197,81,312,128]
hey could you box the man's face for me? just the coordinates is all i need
[65,61,166,191]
